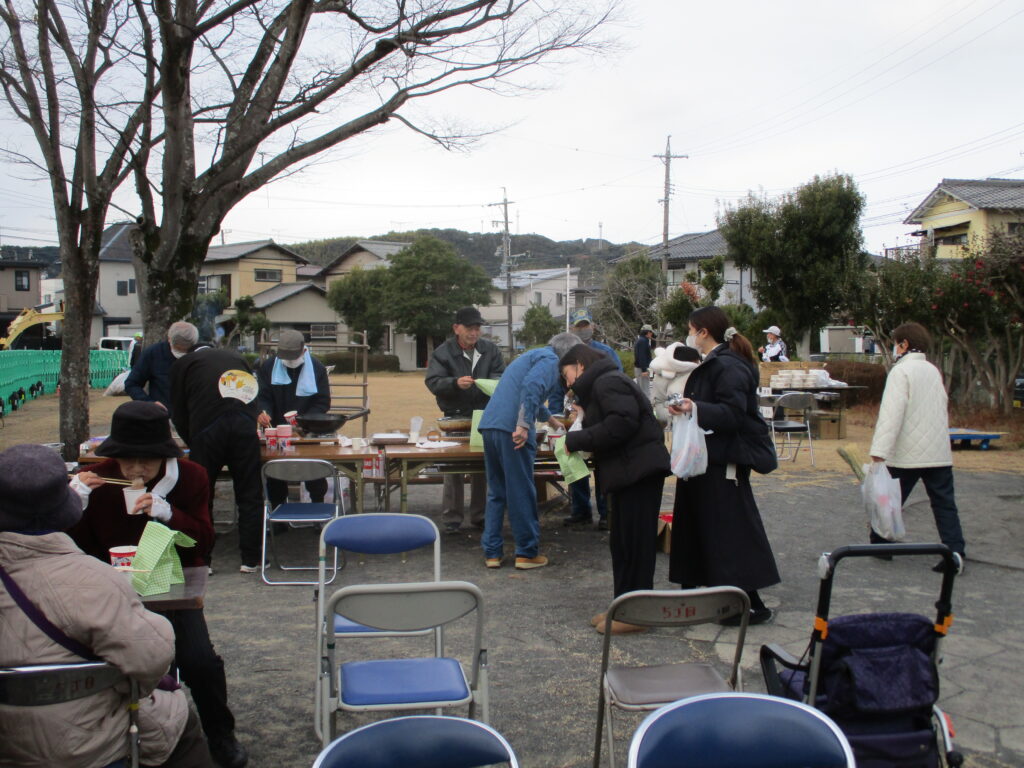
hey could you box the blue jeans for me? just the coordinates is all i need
[481,428,540,559]
[570,476,608,521]
[888,465,965,555]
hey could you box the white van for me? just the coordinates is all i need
[98,336,136,352]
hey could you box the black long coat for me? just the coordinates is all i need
[669,344,780,591]
[564,356,670,495]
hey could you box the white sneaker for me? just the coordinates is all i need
[239,563,260,574]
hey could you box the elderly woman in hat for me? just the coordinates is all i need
[68,401,248,768]
[758,325,789,362]
[0,443,212,767]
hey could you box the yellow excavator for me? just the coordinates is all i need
[0,306,65,350]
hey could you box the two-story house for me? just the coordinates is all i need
[894,178,1024,261]
[637,230,757,309]
[480,267,579,351]
[0,256,45,345]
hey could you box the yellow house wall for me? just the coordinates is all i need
[201,248,301,300]
[917,196,1024,258]
[264,291,339,325]
[322,252,386,291]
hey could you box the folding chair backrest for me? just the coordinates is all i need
[329,581,481,634]
[628,693,855,768]
[774,392,815,413]
[323,514,438,556]
[0,661,124,706]
[313,715,519,768]
[263,458,337,485]
[608,587,749,629]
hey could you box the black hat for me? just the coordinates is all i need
[94,401,183,458]
[454,307,484,327]
[0,444,83,532]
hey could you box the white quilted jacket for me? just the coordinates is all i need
[869,353,953,468]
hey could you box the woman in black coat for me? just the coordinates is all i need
[668,306,780,625]
[561,344,671,635]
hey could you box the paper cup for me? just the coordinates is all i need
[109,545,137,567]
[351,437,366,450]
[284,410,298,426]
[123,488,146,515]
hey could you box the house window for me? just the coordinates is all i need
[556,292,564,307]
[199,274,232,303]
[14,270,30,291]
[116,278,136,296]
[533,291,542,305]
[1008,222,1024,235]
[935,234,967,246]
[255,269,282,282]
[310,323,337,339]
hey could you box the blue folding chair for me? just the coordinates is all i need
[627,692,855,768]
[0,661,140,768]
[312,715,518,768]
[260,458,344,585]
[318,581,489,747]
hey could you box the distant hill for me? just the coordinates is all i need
[286,229,648,285]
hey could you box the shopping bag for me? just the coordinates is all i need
[670,404,709,480]
[552,435,591,485]
[469,409,485,448]
[130,521,196,596]
[861,462,906,541]
[474,379,499,397]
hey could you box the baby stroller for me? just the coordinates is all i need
[760,543,964,768]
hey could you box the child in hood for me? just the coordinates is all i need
[651,341,702,425]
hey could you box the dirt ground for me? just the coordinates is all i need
[2,371,1022,476]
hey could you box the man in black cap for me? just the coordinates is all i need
[256,329,331,507]
[170,344,263,575]
[68,401,247,768]
[425,306,505,532]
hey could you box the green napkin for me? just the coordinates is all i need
[130,521,196,596]
[552,435,590,484]
[474,379,499,396]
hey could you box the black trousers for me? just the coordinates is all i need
[160,608,236,744]
[607,473,664,597]
[266,477,327,507]
[188,411,263,565]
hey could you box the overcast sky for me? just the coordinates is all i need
[3,0,1023,262]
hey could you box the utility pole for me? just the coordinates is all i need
[654,135,688,296]
[488,188,515,359]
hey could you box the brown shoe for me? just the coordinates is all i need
[590,612,606,628]
[596,620,647,635]
[485,558,502,569]
[514,555,548,570]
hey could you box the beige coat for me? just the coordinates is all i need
[0,531,188,767]
[869,352,954,468]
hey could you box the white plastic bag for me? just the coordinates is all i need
[861,462,905,541]
[670,404,708,480]
[103,370,130,396]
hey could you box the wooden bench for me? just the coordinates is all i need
[948,428,1005,450]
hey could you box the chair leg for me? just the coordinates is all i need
[593,688,606,768]
[605,696,617,768]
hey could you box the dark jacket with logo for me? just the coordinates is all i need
[169,348,259,445]
[425,337,506,417]
[564,356,670,495]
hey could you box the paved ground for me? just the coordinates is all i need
[200,465,1023,768]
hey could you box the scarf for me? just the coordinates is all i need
[271,350,318,397]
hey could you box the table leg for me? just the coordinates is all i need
[400,458,409,515]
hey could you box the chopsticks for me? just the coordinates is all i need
[67,474,140,487]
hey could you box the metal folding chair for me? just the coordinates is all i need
[0,661,140,768]
[313,715,518,768]
[318,580,489,748]
[771,392,815,465]
[594,588,750,768]
[627,692,855,768]
[260,458,344,585]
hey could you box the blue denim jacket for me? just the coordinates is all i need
[479,347,562,434]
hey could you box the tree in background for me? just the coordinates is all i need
[592,255,663,344]
[386,236,493,352]
[326,268,391,352]
[0,0,615,455]
[190,289,229,342]
[661,255,725,335]
[517,304,561,348]
[222,296,270,350]
[720,173,867,347]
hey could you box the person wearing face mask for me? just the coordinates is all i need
[256,330,331,509]
[869,322,966,572]
[562,308,623,530]
[67,401,247,767]
[125,321,200,413]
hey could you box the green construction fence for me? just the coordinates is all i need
[0,350,128,397]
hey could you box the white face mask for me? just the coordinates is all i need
[171,348,187,359]
[892,345,901,360]
[282,356,305,369]
[575,327,594,342]
[685,335,698,349]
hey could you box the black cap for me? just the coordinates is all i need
[454,307,484,327]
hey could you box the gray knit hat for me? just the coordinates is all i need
[0,444,82,533]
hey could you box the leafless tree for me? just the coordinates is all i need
[0,0,618,455]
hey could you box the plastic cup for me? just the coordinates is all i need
[284,410,298,427]
[265,427,278,449]
[123,488,146,515]
[276,424,292,437]
[109,545,137,567]
[351,437,366,451]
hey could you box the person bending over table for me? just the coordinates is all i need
[67,401,249,768]
[560,343,671,635]
[0,443,214,768]
[477,332,580,571]
[256,329,331,508]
